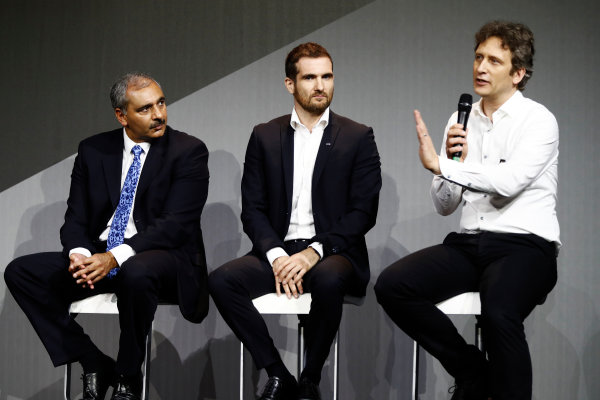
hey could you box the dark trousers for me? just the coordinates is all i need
[208,241,358,383]
[4,250,178,377]
[374,232,557,400]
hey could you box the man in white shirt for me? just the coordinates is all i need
[5,73,210,400]
[375,21,559,400]
[209,43,381,400]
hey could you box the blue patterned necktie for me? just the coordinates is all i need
[106,145,143,278]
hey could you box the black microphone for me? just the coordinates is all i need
[452,93,472,161]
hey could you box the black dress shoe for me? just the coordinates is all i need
[450,345,489,400]
[82,358,116,400]
[258,376,298,400]
[111,376,142,400]
[82,371,111,400]
[298,377,321,400]
[449,377,488,400]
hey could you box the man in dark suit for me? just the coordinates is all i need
[209,43,381,400]
[4,73,209,400]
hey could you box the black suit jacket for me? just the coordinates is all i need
[60,126,209,323]
[241,112,381,295]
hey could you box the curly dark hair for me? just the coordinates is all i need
[475,21,535,91]
[285,42,333,81]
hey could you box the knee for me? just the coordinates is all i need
[374,266,406,305]
[374,269,391,301]
[480,306,524,335]
[207,264,238,298]
[309,269,345,297]
[118,259,154,294]
[4,260,19,287]
[4,256,29,287]
[207,268,223,295]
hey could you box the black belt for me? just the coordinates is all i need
[284,239,311,245]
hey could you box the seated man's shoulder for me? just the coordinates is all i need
[331,112,371,134]
[516,97,558,133]
[510,94,553,119]
[255,114,291,131]
[166,127,207,148]
[78,128,122,152]
[245,115,292,145]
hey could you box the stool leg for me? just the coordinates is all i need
[333,330,340,400]
[298,320,305,378]
[240,342,244,400]
[412,341,419,400]
[475,320,483,353]
[65,311,77,400]
[142,323,152,400]
[64,363,72,400]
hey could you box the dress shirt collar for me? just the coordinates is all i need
[473,90,524,121]
[122,128,151,155]
[497,90,524,117]
[290,107,330,131]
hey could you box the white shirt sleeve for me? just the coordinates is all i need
[438,111,559,198]
[430,118,465,216]
[308,242,323,259]
[108,244,136,266]
[69,247,92,258]
[431,175,465,216]
[266,247,289,267]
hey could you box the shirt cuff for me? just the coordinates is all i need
[308,242,323,259]
[108,244,136,266]
[69,247,92,258]
[266,247,289,267]
[439,156,465,183]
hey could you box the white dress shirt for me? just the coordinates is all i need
[70,129,151,265]
[432,91,561,246]
[266,107,329,265]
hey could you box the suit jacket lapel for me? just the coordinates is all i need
[103,131,124,208]
[312,112,339,188]
[281,120,294,213]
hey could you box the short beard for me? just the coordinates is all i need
[294,90,333,116]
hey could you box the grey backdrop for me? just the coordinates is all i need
[1,0,599,399]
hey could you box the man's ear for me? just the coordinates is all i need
[115,108,127,127]
[512,67,526,86]
[284,77,295,95]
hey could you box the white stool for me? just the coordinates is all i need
[240,293,364,400]
[64,293,159,400]
[412,292,482,400]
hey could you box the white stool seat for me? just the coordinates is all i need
[436,291,481,314]
[412,292,482,400]
[251,292,312,314]
[240,292,363,400]
[69,293,119,314]
[64,293,165,400]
